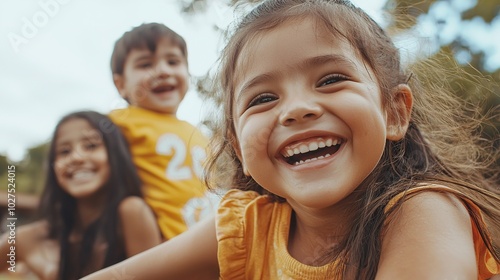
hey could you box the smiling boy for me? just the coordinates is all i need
[109,23,216,240]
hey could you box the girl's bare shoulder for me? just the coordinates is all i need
[378,187,477,278]
[117,196,151,218]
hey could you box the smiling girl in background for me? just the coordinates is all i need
[83,0,500,279]
[0,111,161,280]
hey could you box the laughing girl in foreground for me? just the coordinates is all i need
[83,1,499,279]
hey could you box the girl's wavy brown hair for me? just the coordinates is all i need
[205,0,500,278]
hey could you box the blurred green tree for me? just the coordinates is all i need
[389,0,499,172]
[0,143,48,195]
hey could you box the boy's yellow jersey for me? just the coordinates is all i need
[110,106,217,239]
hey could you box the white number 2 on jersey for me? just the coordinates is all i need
[156,133,206,181]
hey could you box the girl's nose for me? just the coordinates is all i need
[68,147,86,164]
[279,97,323,126]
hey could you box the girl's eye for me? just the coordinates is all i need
[247,93,277,108]
[85,142,100,150]
[56,148,71,156]
[318,74,349,87]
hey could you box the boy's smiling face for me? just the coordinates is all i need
[114,37,189,114]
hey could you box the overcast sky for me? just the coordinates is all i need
[1,0,230,162]
[1,0,497,163]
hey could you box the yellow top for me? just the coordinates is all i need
[110,106,217,239]
[216,186,499,279]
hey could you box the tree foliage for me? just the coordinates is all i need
[390,0,499,171]
[0,143,48,195]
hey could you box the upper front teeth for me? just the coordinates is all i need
[72,170,94,179]
[283,137,340,158]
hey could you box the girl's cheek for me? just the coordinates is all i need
[240,126,272,162]
[96,150,109,165]
[241,143,257,165]
[53,158,65,173]
[53,160,66,182]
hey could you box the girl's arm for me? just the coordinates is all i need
[0,221,54,274]
[376,191,477,279]
[0,229,16,271]
[118,196,161,256]
[0,221,36,271]
[81,216,219,280]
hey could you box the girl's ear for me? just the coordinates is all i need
[230,133,250,176]
[386,84,413,141]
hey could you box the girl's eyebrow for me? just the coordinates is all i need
[54,142,72,152]
[236,54,357,103]
[236,73,276,103]
[303,54,358,72]
[55,142,69,148]
[55,132,99,146]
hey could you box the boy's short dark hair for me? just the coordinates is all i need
[110,23,188,75]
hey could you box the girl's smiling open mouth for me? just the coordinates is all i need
[280,136,344,166]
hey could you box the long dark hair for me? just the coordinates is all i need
[38,110,143,279]
[206,0,500,278]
